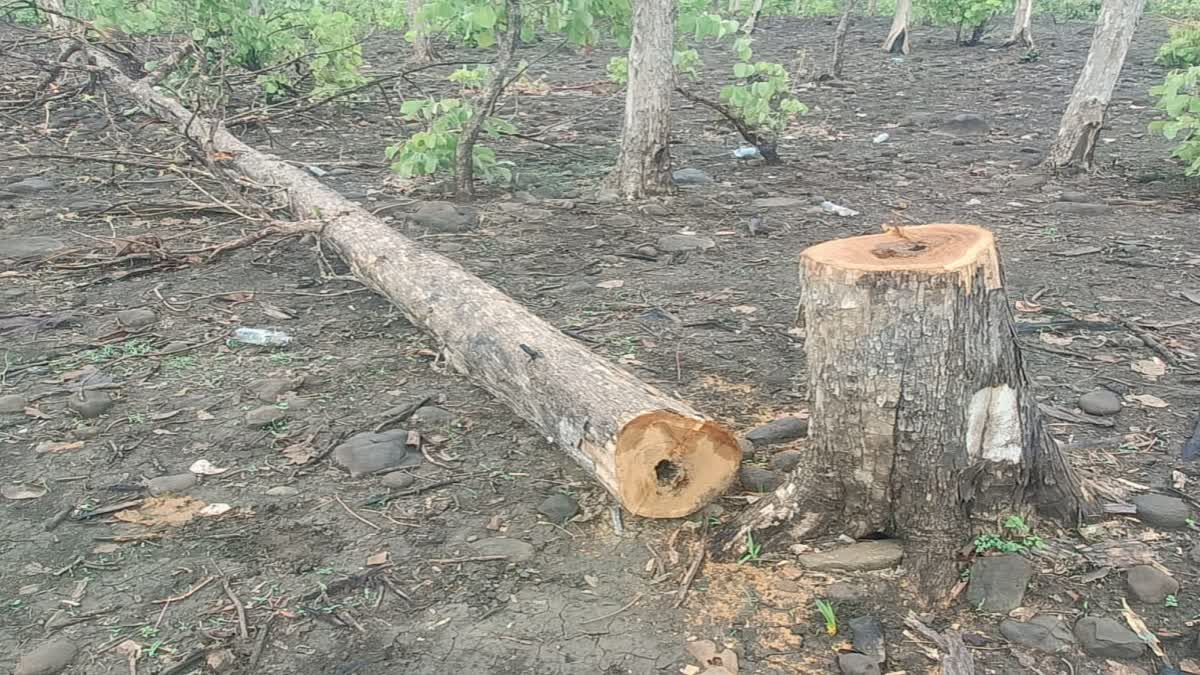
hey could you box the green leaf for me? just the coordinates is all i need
[471,4,497,29]
[733,62,754,78]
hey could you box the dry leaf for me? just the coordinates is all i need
[150,410,181,421]
[1131,358,1167,380]
[1178,659,1200,674]
[1094,354,1121,363]
[115,639,142,659]
[367,551,390,566]
[35,440,84,454]
[189,459,229,475]
[730,305,758,314]
[198,503,232,517]
[686,640,739,675]
[2,484,47,500]
[1039,333,1075,346]
[1120,599,1165,658]
[1173,470,1187,490]
[486,515,504,531]
[583,574,599,588]
[114,496,208,527]
[93,543,120,554]
[24,406,51,419]
[1127,394,1168,408]
[1014,300,1043,313]
[281,444,312,465]
[596,280,625,289]
[406,430,421,447]
[222,292,254,303]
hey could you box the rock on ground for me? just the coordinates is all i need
[333,430,420,477]
[746,417,809,445]
[656,234,715,253]
[672,168,712,186]
[1133,493,1193,529]
[768,450,803,472]
[0,393,27,414]
[15,638,77,675]
[538,493,579,524]
[837,652,881,675]
[1078,389,1122,416]
[468,537,535,562]
[739,466,784,492]
[796,540,903,572]
[1126,565,1179,603]
[999,614,1075,653]
[0,236,65,259]
[249,377,301,403]
[245,405,286,428]
[965,554,1033,612]
[848,616,886,664]
[1073,616,1146,659]
[410,406,456,427]
[116,307,157,329]
[408,201,475,233]
[147,473,198,496]
[68,391,114,419]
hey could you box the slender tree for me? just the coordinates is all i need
[1044,0,1146,170]
[407,0,435,63]
[606,0,675,199]
[830,0,858,79]
[1005,0,1035,47]
[883,0,912,54]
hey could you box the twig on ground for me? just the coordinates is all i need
[335,495,382,531]
[152,576,217,604]
[427,555,508,564]
[248,613,278,673]
[580,592,644,624]
[373,395,432,433]
[673,526,708,609]
[221,577,249,640]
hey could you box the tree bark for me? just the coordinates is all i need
[453,0,519,199]
[1044,0,1145,171]
[868,0,878,15]
[407,0,435,64]
[45,12,743,519]
[882,0,912,54]
[1005,0,1036,47]
[830,0,858,79]
[741,0,766,34]
[606,0,675,199]
[710,224,1089,604]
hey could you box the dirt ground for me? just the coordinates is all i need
[3,12,1200,675]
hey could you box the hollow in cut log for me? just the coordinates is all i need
[711,224,1089,603]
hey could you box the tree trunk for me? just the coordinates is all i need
[830,0,857,79]
[49,12,743,519]
[1005,0,1035,47]
[1044,0,1145,171]
[407,0,435,63]
[963,22,987,45]
[882,0,912,54]
[710,224,1089,604]
[606,0,675,199]
[742,0,766,34]
[454,0,519,199]
[868,0,878,15]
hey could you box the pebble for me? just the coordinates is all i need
[564,280,593,294]
[837,652,881,675]
[795,540,903,572]
[603,214,635,227]
[147,473,198,496]
[538,493,579,524]
[965,554,1033,612]
[333,430,420,477]
[408,201,475,233]
[265,486,299,496]
[672,168,712,186]
[1010,174,1049,190]
[1079,389,1122,416]
[849,616,886,664]
[641,203,670,217]
[999,614,1075,653]
[410,406,456,427]
[1074,616,1146,659]
[656,234,715,253]
[0,393,27,414]
[468,536,535,562]
[1133,493,1193,529]
[937,113,990,136]
[769,450,804,472]
[739,466,784,492]
[1126,565,1179,603]
[825,582,870,602]
[116,307,157,329]
[6,177,56,194]
[746,417,808,445]
[635,245,658,258]
[14,638,77,675]
[68,391,114,419]
[245,405,286,428]
[381,472,416,489]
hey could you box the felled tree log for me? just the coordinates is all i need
[711,224,1089,602]
[44,15,741,518]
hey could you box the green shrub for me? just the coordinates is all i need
[1150,66,1200,176]
[920,0,1007,43]
[1157,21,1200,67]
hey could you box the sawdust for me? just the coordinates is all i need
[113,496,208,527]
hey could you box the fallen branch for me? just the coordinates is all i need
[676,85,780,163]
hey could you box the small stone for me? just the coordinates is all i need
[1059,190,1093,203]
[1074,616,1146,659]
[115,307,157,329]
[1079,389,1122,416]
[595,189,619,204]
[1126,565,1179,603]
[837,652,881,675]
[249,378,299,403]
[746,417,809,445]
[656,234,715,253]
[0,236,65,259]
[635,245,658,258]
[245,405,286,428]
[468,536,535,562]
[938,113,990,136]
[966,554,1033,612]
[333,430,419,477]
[0,393,27,414]
[15,638,77,675]
[769,450,803,472]
[161,341,189,353]
[641,203,670,217]
[1010,174,1049,190]
[381,472,416,489]
[147,473,197,496]
[603,214,635,227]
[538,493,579,524]
[752,196,808,209]
[796,540,903,572]
[739,466,784,492]
[849,616,886,665]
[672,168,712,186]
[266,486,299,496]
[1133,493,1193,529]
[1000,614,1075,653]
[1048,201,1111,216]
[410,406,455,427]
[826,582,870,602]
[408,201,475,233]
[6,177,56,194]
[328,168,353,176]
[68,391,114,419]
[564,280,592,294]
[72,426,99,440]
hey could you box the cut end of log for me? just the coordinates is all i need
[802,223,1000,289]
[614,410,742,518]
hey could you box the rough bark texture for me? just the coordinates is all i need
[868,0,879,15]
[883,0,912,54]
[50,12,742,518]
[830,0,858,79]
[711,225,1088,603]
[606,0,675,199]
[407,0,435,63]
[1044,0,1146,171]
[1005,0,1036,47]
[454,0,519,199]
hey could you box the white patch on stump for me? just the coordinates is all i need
[965,384,1023,463]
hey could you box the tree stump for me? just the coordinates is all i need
[712,224,1089,603]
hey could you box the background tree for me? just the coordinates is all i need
[1044,0,1147,170]
[407,0,435,63]
[883,0,912,53]
[1006,0,1036,47]
[830,0,858,79]
[607,0,676,199]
